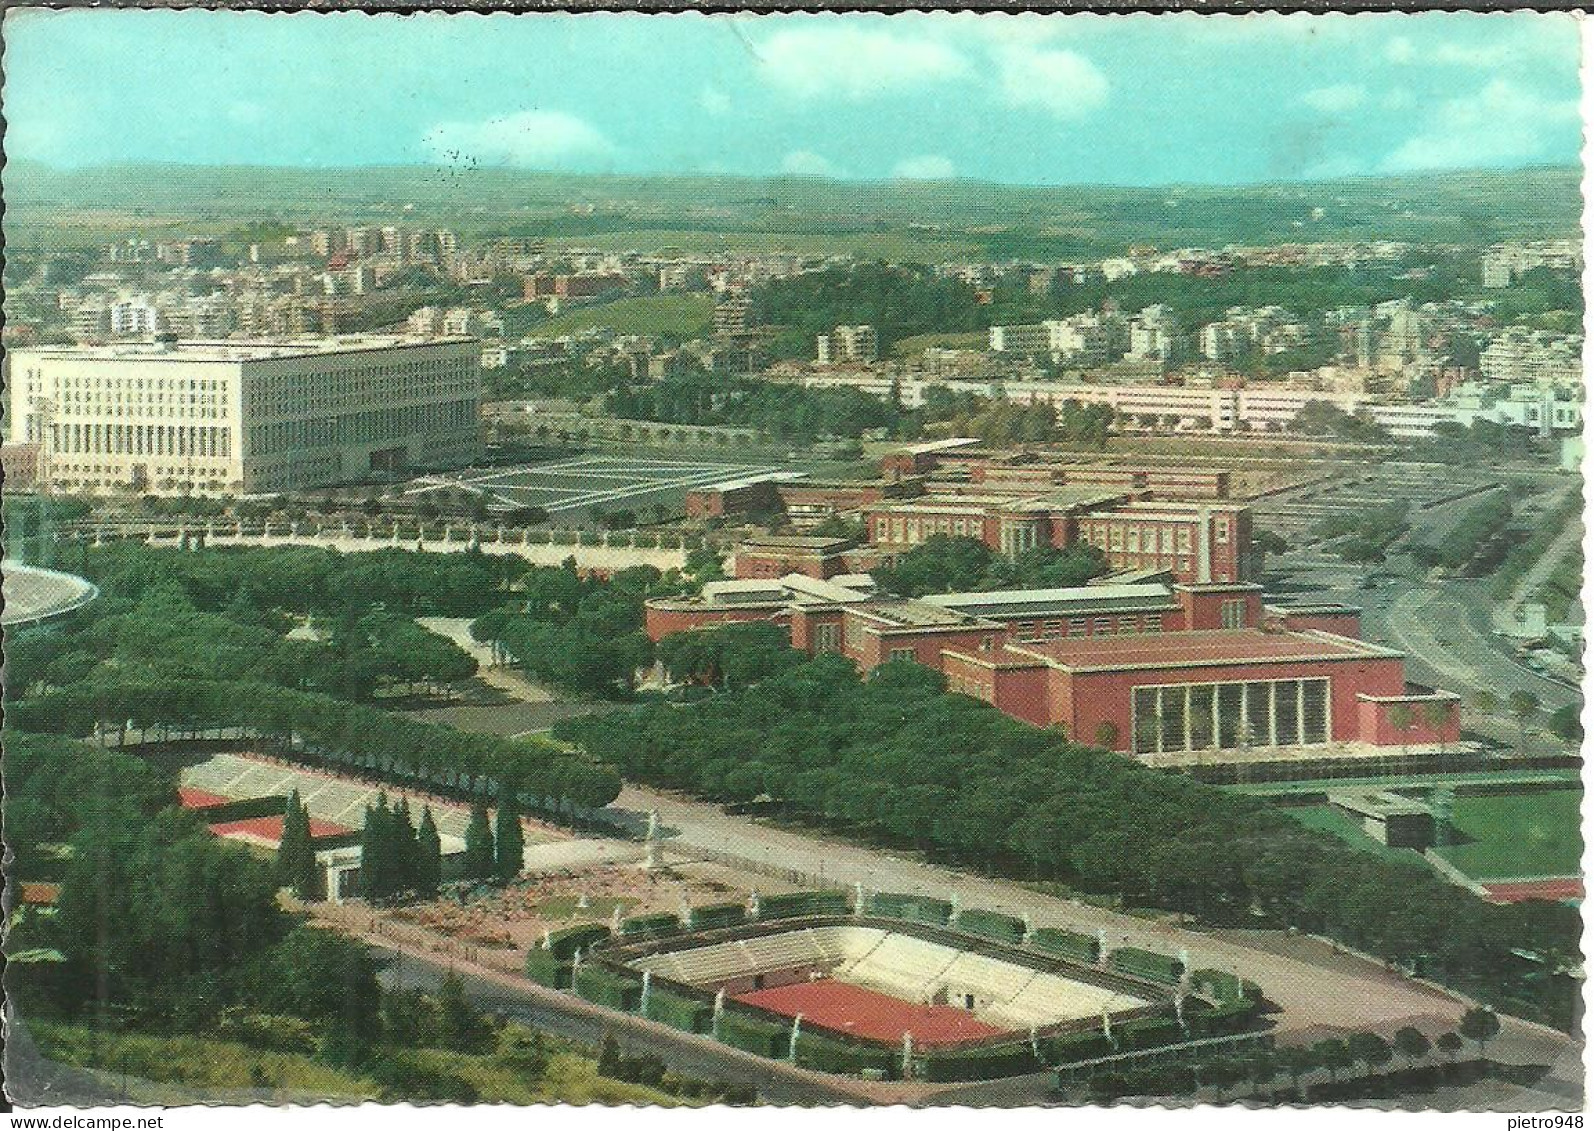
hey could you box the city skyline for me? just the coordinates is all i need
[3,9,1582,187]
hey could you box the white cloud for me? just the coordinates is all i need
[1385,36,1418,64]
[995,46,1108,118]
[421,110,614,168]
[781,150,845,178]
[1381,80,1579,172]
[699,86,732,116]
[756,26,969,99]
[1301,84,1366,114]
[893,155,955,180]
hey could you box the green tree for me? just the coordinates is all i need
[1393,1026,1431,1066]
[1313,1038,1352,1082]
[1547,703,1583,742]
[277,791,319,899]
[1388,703,1416,756]
[1507,690,1540,753]
[597,1030,623,1079]
[1421,699,1455,755]
[1459,1008,1500,1057]
[435,969,493,1053]
[1473,690,1499,717]
[1436,1031,1463,1062]
[463,802,496,880]
[495,793,525,882]
[1347,1031,1392,1075]
[416,807,443,897]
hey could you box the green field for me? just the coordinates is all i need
[1284,805,1423,864]
[1278,787,1583,882]
[1433,790,1584,880]
[512,295,714,340]
[889,330,989,357]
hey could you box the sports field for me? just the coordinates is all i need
[736,980,1005,1048]
[1432,790,1583,880]
[406,456,796,516]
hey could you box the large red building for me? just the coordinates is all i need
[644,574,1459,760]
[861,492,1256,585]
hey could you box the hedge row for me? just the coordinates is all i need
[620,913,683,940]
[920,1042,1044,1082]
[794,1032,897,1076]
[643,988,713,1034]
[717,1010,790,1059]
[1029,928,1100,964]
[574,965,640,1012]
[1190,968,1245,1004]
[545,923,612,960]
[866,893,953,926]
[956,908,1026,946]
[191,794,290,824]
[1110,947,1184,984]
[687,902,747,930]
[524,949,570,989]
[757,890,852,920]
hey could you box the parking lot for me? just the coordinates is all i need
[403,456,796,517]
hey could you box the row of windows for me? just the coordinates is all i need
[873,513,983,544]
[1083,521,1194,555]
[50,422,233,459]
[1131,678,1331,755]
[1012,614,1165,642]
[246,399,476,455]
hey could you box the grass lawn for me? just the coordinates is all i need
[25,1022,688,1105]
[1282,805,1426,865]
[1432,789,1583,880]
[889,331,988,357]
[510,294,715,339]
[534,894,640,920]
[27,1021,377,1101]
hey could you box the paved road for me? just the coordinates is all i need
[1494,481,1582,632]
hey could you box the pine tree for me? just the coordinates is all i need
[463,801,496,880]
[361,800,393,900]
[277,791,318,899]
[417,807,443,897]
[495,789,525,882]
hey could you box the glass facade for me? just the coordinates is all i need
[1131,677,1331,755]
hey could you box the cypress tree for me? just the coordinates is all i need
[393,796,419,894]
[495,792,525,882]
[277,790,317,898]
[417,807,443,897]
[463,801,495,880]
[361,799,392,900]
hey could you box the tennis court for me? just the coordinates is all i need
[735,980,1006,1048]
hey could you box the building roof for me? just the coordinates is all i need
[693,472,808,493]
[737,535,856,553]
[10,335,478,364]
[873,488,1124,515]
[850,601,984,629]
[906,437,983,455]
[923,582,1176,618]
[1005,628,1401,672]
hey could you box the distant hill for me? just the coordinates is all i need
[5,161,1579,258]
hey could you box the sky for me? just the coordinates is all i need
[2,9,1584,186]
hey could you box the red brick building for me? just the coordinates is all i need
[862,492,1256,585]
[643,572,1459,760]
[731,535,862,580]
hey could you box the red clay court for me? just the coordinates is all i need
[734,980,1006,1047]
[179,786,232,809]
[209,814,351,844]
[1483,878,1584,904]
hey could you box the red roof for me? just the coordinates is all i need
[1005,628,1396,672]
[209,814,351,845]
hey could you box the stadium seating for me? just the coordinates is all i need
[841,934,961,1000]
